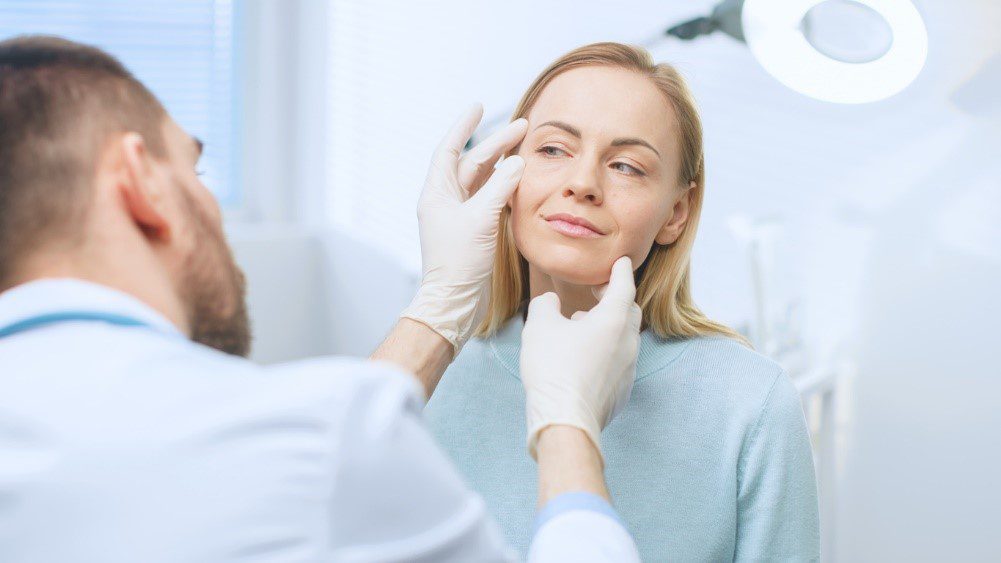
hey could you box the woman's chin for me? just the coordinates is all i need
[528,251,613,287]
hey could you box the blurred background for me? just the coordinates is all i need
[2,0,998,560]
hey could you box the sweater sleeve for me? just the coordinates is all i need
[734,370,821,561]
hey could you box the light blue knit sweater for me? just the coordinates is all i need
[425,315,820,562]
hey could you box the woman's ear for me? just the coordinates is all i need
[118,133,171,243]
[655,181,695,246]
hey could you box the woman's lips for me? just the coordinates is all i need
[544,213,605,238]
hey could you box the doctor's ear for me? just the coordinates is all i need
[655,181,696,246]
[118,133,171,243]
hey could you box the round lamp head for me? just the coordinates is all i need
[741,0,929,103]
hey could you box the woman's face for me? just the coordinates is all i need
[512,65,690,286]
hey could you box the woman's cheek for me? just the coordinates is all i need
[509,180,538,239]
[511,171,550,215]
[612,202,664,262]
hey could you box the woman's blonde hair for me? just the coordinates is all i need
[477,42,747,346]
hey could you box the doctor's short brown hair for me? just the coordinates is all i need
[0,35,167,288]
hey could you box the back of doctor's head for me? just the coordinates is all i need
[0,35,168,287]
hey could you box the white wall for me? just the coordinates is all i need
[832,66,1001,562]
[228,225,417,363]
[227,226,332,364]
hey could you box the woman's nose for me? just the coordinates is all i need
[562,162,603,205]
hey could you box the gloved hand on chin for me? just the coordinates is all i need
[520,256,643,463]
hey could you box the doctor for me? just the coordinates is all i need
[0,36,643,562]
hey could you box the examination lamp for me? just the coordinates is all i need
[467,0,929,147]
[668,0,929,104]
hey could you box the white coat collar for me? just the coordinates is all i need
[0,278,185,338]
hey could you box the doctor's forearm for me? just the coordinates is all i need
[535,425,610,507]
[371,317,453,400]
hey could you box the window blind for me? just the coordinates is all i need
[0,0,238,206]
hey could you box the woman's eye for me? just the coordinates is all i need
[537,145,567,157]
[612,162,644,176]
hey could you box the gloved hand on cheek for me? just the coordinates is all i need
[401,104,528,355]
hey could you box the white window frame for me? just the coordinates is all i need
[226,0,329,227]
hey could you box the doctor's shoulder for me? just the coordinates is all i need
[161,338,425,428]
[263,355,425,420]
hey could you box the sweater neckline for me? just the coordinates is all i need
[486,314,692,382]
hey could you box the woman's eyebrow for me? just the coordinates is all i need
[611,137,661,158]
[535,120,661,158]
[535,120,581,138]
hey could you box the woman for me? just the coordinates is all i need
[425,42,820,561]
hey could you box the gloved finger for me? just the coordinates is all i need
[593,256,635,301]
[457,118,528,197]
[593,256,637,313]
[606,361,637,426]
[592,283,606,301]
[591,263,616,301]
[526,291,561,321]
[432,103,484,173]
[467,155,524,214]
[628,302,643,332]
[570,310,587,321]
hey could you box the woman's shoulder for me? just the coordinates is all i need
[426,336,522,417]
[642,333,790,410]
[435,335,517,392]
[644,331,781,375]
[682,334,782,377]
[453,335,507,367]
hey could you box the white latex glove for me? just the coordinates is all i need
[520,256,643,461]
[401,104,528,355]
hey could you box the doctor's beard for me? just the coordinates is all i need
[177,187,252,358]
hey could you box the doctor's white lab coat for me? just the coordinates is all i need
[0,279,638,562]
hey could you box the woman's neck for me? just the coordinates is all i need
[528,265,599,318]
